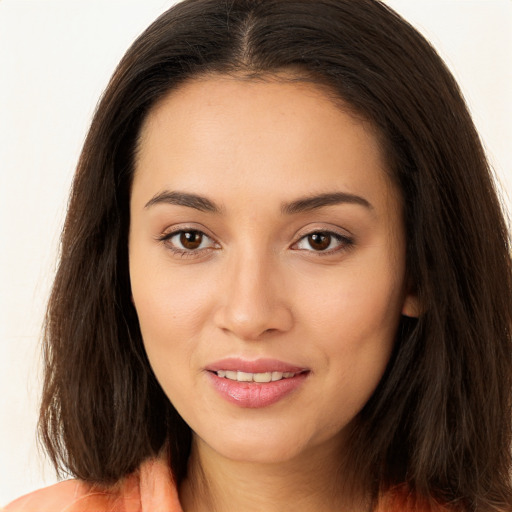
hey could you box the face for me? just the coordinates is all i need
[129,75,417,465]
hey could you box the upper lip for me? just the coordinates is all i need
[205,358,308,374]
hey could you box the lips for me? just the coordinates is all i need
[216,370,299,382]
[205,357,306,374]
[205,358,309,408]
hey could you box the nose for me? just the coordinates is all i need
[213,250,293,341]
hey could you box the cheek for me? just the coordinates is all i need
[130,250,214,340]
[298,261,404,340]
[135,283,203,340]
[296,263,404,389]
[295,278,401,436]
[130,274,201,405]
[129,254,223,403]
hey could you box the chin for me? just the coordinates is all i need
[194,418,341,466]
[213,438,306,464]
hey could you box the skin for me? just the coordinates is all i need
[129,75,418,512]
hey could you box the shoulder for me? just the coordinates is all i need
[2,456,182,512]
[3,480,110,512]
[2,476,140,512]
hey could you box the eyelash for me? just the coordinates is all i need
[157,229,219,258]
[158,228,354,258]
[293,231,354,254]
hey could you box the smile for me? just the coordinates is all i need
[206,359,310,408]
[215,370,299,382]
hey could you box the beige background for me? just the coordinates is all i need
[1,0,511,504]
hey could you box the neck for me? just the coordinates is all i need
[179,437,370,512]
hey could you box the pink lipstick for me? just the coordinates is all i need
[205,358,309,408]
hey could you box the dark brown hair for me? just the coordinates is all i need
[39,1,512,510]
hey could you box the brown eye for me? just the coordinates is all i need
[161,229,217,254]
[180,231,203,250]
[307,233,331,251]
[294,230,353,254]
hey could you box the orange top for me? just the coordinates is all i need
[3,457,450,512]
[3,457,182,512]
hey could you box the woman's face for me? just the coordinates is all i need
[129,75,417,464]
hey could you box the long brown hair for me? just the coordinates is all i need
[39,1,512,510]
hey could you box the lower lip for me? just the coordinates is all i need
[207,372,308,408]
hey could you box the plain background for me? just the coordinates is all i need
[1,0,511,505]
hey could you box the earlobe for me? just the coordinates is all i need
[401,292,421,318]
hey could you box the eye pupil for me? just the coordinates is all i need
[308,233,331,251]
[180,231,203,250]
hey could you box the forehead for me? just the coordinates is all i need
[133,75,399,215]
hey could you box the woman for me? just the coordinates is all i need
[4,0,511,511]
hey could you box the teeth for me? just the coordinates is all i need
[216,370,297,382]
[253,372,272,383]
[237,371,253,382]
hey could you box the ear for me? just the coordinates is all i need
[401,291,421,318]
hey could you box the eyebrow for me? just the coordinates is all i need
[281,192,372,215]
[144,190,372,215]
[144,190,222,213]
